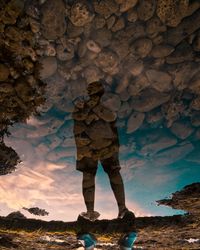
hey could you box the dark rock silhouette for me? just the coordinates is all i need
[0,142,21,175]
[6,211,26,220]
[23,207,49,216]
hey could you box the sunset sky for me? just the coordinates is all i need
[1,112,199,222]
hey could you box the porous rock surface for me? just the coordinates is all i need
[0,1,200,181]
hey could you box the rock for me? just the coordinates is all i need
[127,9,138,22]
[133,38,152,58]
[188,72,200,93]
[1,0,24,25]
[190,97,200,111]
[119,88,130,102]
[158,182,200,215]
[93,15,106,29]
[111,39,130,60]
[0,64,9,81]
[111,17,125,32]
[128,75,150,96]
[25,0,40,19]
[170,121,194,140]
[117,101,132,119]
[93,104,117,122]
[86,40,101,53]
[67,22,83,38]
[69,1,94,27]
[38,57,57,80]
[166,9,200,46]
[119,0,138,12]
[91,28,112,48]
[95,50,119,75]
[29,17,40,33]
[191,112,200,127]
[56,43,74,61]
[129,60,144,76]
[73,121,86,135]
[161,100,185,128]
[151,44,174,58]
[146,109,163,124]
[41,0,66,40]
[106,15,116,29]
[86,81,104,96]
[14,80,34,102]
[86,120,115,140]
[100,92,121,111]
[137,0,156,21]
[140,136,177,156]
[171,62,199,91]
[93,0,118,18]
[115,75,129,94]
[83,65,102,84]
[22,207,49,216]
[193,32,200,51]
[126,112,145,133]
[43,43,56,57]
[146,69,172,92]
[146,16,166,36]
[129,88,170,112]
[166,41,194,64]
[6,211,26,219]
[157,0,200,27]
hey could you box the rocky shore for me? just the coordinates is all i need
[0,183,199,249]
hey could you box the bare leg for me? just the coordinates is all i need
[82,172,95,212]
[107,170,126,214]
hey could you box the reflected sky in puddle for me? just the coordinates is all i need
[0,0,200,223]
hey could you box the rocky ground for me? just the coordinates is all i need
[0,183,199,249]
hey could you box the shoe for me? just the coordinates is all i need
[118,232,137,250]
[118,208,130,219]
[77,233,97,250]
[80,211,100,221]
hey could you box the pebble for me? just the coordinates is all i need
[0,64,10,81]
[69,1,94,27]
[127,112,145,133]
[41,0,66,40]
[38,57,57,80]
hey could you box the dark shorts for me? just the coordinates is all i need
[76,153,121,175]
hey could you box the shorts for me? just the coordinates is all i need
[76,153,121,175]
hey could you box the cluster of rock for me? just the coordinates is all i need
[158,182,200,217]
[1,0,200,168]
[23,206,49,216]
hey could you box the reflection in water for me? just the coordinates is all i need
[73,81,129,221]
[0,0,200,248]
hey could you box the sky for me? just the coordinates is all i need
[1,110,199,222]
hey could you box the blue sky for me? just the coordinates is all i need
[1,110,199,221]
